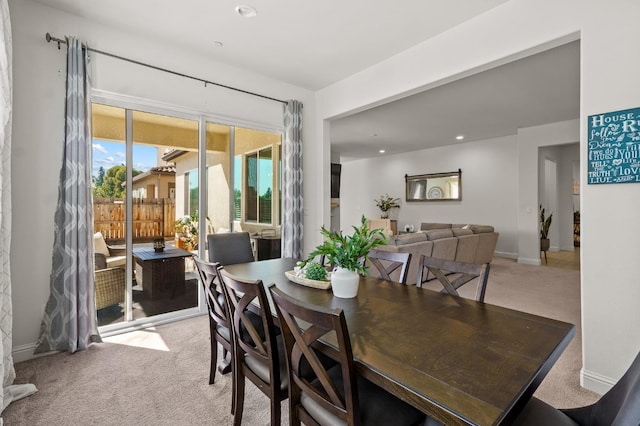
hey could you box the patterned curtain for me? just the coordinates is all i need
[0,0,38,416]
[34,37,101,354]
[282,100,304,259]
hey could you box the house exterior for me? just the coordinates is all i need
[132,164,175,200]
[8,0,640,395]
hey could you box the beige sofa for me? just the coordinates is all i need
[376,223,499,285]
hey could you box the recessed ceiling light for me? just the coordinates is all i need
[379,149,386,154]
[213,41,224,48]
[235,5,257,18]
[456,135,464,140]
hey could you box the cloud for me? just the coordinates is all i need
[116,151,125,158]
[98,156,115,164]
[93,143,109,155]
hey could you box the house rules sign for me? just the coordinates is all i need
[588,107,640,184]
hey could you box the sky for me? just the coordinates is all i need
[92,139,158,177]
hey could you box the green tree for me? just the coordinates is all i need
[93,164,141,198]
[93,166,105,188]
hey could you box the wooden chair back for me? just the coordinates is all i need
[270,286,358,425]
[193,257,232,385]
[366,249,412,284]
[218,269,285,425]
[416,255,491,302]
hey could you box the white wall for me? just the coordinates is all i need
[316,0,640,393]
[339,135,519,257]
[9,0,315,359]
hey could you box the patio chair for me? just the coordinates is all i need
[94,257,125,310]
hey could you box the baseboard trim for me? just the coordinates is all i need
[581,368,615,395]
[517,257,541,265]
[494,251,517,259]
[12,342,57,363]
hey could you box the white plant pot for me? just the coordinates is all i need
[331,267,359,298]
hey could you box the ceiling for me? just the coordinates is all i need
[33,0,579,161]
[332,40,580,161]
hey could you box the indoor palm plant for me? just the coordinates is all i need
[306,215,386,297]
[374,194,400,219]
[539,204,553,252]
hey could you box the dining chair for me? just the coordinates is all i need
[366,249,412,284]
[269,286,426,426]
[511,349,640,426]
[416,255,490,302]
[207,232,255,266]
[218,268,287,426]
[193,257,233,383]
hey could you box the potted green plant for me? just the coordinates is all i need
[539,204,553,252]
[374,194,400,219]
[306,215,386,298]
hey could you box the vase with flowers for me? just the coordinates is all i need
[374,194,400,219]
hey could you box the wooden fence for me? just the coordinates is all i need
[94,198,176,243]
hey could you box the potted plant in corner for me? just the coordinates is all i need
[306,215,386,298]
[374,194,400,219]
[539,204,553,252]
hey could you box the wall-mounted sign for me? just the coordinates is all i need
[588,107,640,184]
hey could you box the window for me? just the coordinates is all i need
[185,168,198,216]
[244,147,273,224]
[234,156,242,220]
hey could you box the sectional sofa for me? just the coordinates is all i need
[375,222,499,285]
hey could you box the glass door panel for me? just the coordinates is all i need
[205,122,231,240]
[92,103,128,326]
[92,102,202,328]
[131,110,199,319]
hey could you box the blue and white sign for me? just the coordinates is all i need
[588,107,640,184]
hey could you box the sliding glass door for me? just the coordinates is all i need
[91,95,283,333]
[92,102,201,328]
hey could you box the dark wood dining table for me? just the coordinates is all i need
[224,258,575,426]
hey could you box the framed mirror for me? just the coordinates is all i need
[405,169,462,202]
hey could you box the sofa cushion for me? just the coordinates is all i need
[452,228,474,237]
[94,232,110,257]
[455,235,480,263]
[470,225,495,234]
[425,229,454,240]
[107,256,126,268]
[420,223,452,231]
[391,232,427,245]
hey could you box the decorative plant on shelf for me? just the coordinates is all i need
[374,194,400,219]
[539,204,553,251]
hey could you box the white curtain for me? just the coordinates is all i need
[282,100,304,259]
[34,36,101,354]
[0,0,37,420]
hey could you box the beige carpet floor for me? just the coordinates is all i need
[3,257,600,425]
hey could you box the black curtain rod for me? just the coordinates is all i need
[45,33,288,105]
